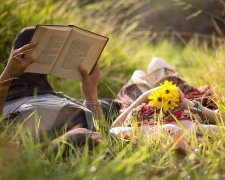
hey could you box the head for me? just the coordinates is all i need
[6,27,54,102]
[12,27,35,51]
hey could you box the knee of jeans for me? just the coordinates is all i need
[131,70,146,80]
[147,57,173,74]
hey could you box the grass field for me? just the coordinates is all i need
[1,0,225,179]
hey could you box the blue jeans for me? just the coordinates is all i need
[5,73,120,124]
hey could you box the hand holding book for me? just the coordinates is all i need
[79,63,105,121]
[79,64,100,101]
[3,42,38,80]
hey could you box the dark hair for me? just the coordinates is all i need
[12,27,35,50]
[6,27,56,101]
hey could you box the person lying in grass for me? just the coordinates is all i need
[0,27,224,144]
[110,58,225,140]
[0,27,119,142]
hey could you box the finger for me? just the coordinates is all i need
[79,66,88,79]
[11,56,24,64]
[93,63,98,72]
[15,41,38,56]
[92,63,100,75]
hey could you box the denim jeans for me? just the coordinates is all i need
[5,73,120,126]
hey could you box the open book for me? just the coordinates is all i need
[25,24,108,81]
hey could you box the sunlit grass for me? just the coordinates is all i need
[1,113,225,179]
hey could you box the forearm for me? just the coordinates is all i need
[201,106,225,124]
[0,42,38,115]
[79,64,104,123]
[84,95,105,123]
[0,73,12,114]
[182,98,225,124]
[86,104,104,122]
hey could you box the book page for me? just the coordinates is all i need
[51,29,107,81]
[25,26,71,74]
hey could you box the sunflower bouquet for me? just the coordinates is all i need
[148,80,179,112]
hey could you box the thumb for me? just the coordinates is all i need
[79,66,88,79]
[25,56,38,65]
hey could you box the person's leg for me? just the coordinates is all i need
[145,57,195,94]
[201,124,220,133]
[141,124,183,137]
[115,69,152,107]
[130,70,146,81]
[147,57,174,74]
[6,27,56,101]
[109,124,184,142]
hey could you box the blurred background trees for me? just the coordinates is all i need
[75,0,225,39]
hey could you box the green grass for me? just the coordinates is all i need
[1,0,225,179]
[1,115,225,180]
[1,36,225,180]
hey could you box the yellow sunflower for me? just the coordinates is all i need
[148,80,179,112]
[148,90,164,108]
[163,99,179,112]
[159,80,179,100]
